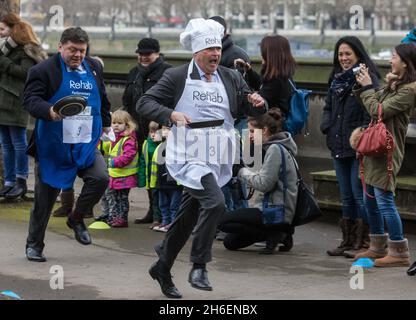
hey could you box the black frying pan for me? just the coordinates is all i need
[186,119,224,129]
[52,95,87,117]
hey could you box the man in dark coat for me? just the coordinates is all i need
[23,27,111,262]
[138,18,267,299]
[209,16,250,70]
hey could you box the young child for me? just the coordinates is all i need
[138,121,162,230]
[151,126,183,232]
[105,110,139,227]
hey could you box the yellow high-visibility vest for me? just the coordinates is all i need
[108,136,139,178]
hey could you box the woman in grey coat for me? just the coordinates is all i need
[218,108,298,254]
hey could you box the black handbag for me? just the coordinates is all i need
[288,154,322,227]
[262,144,288,225]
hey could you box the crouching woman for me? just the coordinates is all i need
[218,108,298,254]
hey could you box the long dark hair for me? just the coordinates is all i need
[328,36,380,85]
[390,43,416,91]
[248,108,284,135]
[260,35,295,81]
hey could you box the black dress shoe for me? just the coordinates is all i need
[188,268,212,291]
[66,217,91,245]
[5,178,27,200]
[407,260,416,276]
[149,261,182,299]
[26,247,46,262]
[0,185,13,197]
[134,210,153,224]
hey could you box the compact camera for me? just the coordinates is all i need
[352,66,361,75]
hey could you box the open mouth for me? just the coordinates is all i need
[209,58,218,65]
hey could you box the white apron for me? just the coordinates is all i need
[166,61,236,190]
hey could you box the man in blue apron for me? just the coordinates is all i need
[23,27,111,262]
[138,18,267,299]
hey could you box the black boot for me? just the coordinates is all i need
[135,209,154,224]
[5,178,27,200]
[327,218,354,256]
[259,231,286,255]
[0,185,13,197]
[407,260,416,276]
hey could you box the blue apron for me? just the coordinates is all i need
[35,55,102,189]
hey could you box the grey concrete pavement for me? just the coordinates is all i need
[1,157,415,300]
[1,204,416,300]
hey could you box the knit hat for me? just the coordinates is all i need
[180,18,224,53]
[135,38,160,54]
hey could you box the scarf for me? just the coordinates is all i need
[0,36,18,56]
[330,65,358,98]
[134,56,164,95]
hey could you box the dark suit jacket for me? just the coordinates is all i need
[137,62,267,126]
[23,53,111,127]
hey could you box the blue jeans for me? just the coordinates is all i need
[0,125,29,185]
[364,185,404,241]
[158,189,183,225]
[333,157,367,221]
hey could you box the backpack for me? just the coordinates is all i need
[284,79,312,136]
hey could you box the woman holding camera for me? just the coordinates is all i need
[321,36,380,258]
[218,108,298,254]
[353,43,416,270]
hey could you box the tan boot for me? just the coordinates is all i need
[374,239,411,267]
[353,234,388,261]
[53,189,74,217]
[327,219,354,256]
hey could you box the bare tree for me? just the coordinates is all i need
[102,0,126,40]
[0,0,11,16]
[176,0,197,23]
[159,0,175,22]
[84,0,103,26]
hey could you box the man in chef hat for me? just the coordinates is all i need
[138,18,267,299]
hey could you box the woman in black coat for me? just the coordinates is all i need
[122,38,172,225]
[234,35,295,116]
[320,36,380,258]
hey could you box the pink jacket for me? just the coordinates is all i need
[109,130,138,190]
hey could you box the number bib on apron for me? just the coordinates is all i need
[63,106,93,144]
[35,55,102,189]
[166,61,236,190]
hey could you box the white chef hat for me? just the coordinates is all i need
[180,18,224,54]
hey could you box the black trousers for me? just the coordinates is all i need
[155,173,225,269]
[26,150,109,251]
[218,208,293,251]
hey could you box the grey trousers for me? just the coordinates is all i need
[26,150,109,251]
[155,173,226,269]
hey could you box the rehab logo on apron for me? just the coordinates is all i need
[165,60,237,190]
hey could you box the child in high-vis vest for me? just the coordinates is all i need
[151,126,183,232]
[138,121,162,230]
[104,110,139,227]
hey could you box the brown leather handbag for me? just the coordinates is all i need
[355,103,395,197]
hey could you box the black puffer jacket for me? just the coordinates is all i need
[122,56,172,148]
[220,34,250,69]
[320,78,377,158]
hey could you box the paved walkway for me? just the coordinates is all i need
[0,158,415,300]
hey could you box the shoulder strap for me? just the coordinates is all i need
[263,143,287,206]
